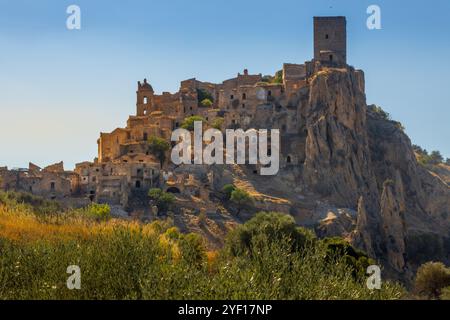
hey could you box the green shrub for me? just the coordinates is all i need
[230,188,253,214]
[211,117,224,130]
[321,237,374,279]
[414,262,450,299]
[221,184,236,200]
[147,136,170,166]
[148,188,175,214]
[197,89,214,104]
[224,212,312,257]
[181,116,206,131]
[200,98,213,107]
[84,203,111,221]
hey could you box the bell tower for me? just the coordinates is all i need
[136,78,154,116]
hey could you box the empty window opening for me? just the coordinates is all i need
[50,182,55,191]
[242,104,245,108]
[143,96,148,104]
[135,180,141,188]
[325,34,329,39]
[268,90,272,96]
[242,93,246,100]
[287,156,292,163]
[230,95,234,100]
[329,55,333,62]
[166,187,181,194]
[143,132,148,141]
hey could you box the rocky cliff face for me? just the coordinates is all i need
[296,66,449,276]
[176,65,449,278]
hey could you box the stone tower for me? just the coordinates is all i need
[136,78,154,116]
[313,16,347,66]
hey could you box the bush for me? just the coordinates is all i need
[221,184,236,200]
[211,117,224,130]
[429,150,444,165]
[84,203,111,221]
[197,89,214,104]
[224,212,313,257]
[414,262,450,299]
[148,188,175,214]
[0,191,61,216]
[230,188,253,214]
[181,116,205,131]
[147,136,170,166]
[200,98,213,108]
[321,237,374,279]
[370,105,391,121]
[440,286,450,300]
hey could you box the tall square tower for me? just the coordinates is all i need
[314,16,347,66]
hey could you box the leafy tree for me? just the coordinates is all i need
[321,237,374,279]
[211,117,224,130]
[414,261,450,299]
[230,188,253,215]
[147,136,170,166]
[181,116,206,131]
[370,105,391,121]
[148,188,175,214]
[446,158,450,166]
[413,145,427,156]
[429,150,444,164]
[224,211,313,257]
[221,184,236,200]
[200,98,213,108]
[273,70,283,84]
[197,89,214,104]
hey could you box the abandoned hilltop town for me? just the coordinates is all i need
[0,17,362,213]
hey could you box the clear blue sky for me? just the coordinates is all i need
[0,0,449,169]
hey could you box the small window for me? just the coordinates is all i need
[242,93,246,100]
[325,34,329,39]
[50,182,55,191]
[143,96,148,104]
[92,177,96,182]
[230,95,234,100]
[268,90,272,96]
[329,55,333,62]
[135,180,141,188]
[137,169,142,174]
[287,156,292,164]
[143,132,148,141]
[242,104,245,108]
